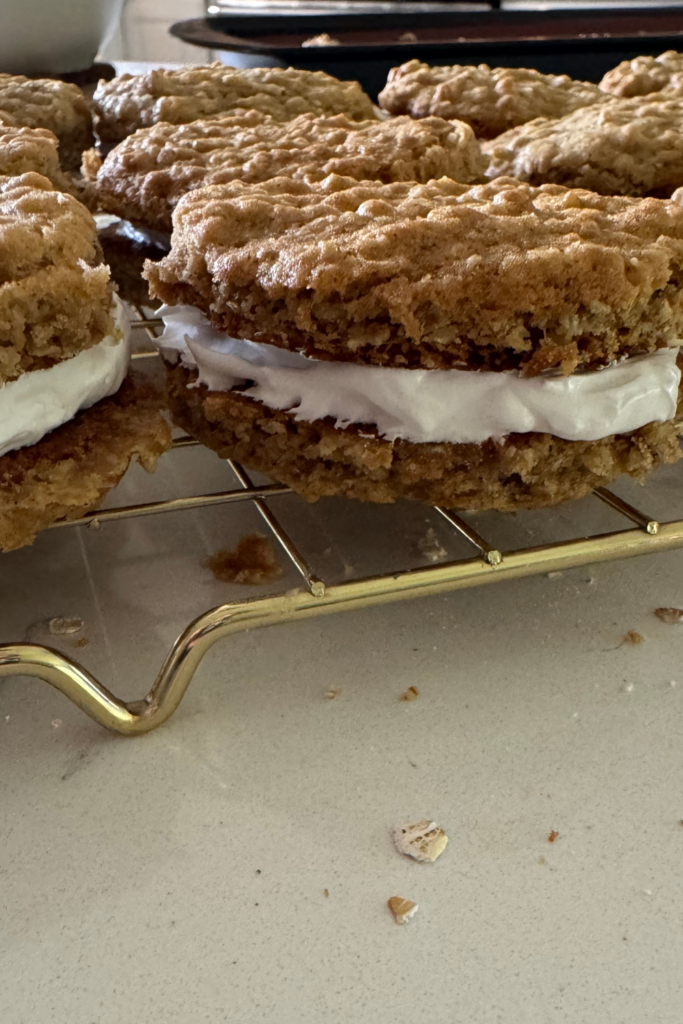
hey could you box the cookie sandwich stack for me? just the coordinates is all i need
[145,174,682,511]
[88,62,384,304]
[0,174,170,551]
[0,73,93,172]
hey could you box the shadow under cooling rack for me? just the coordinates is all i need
[0,304,682,735]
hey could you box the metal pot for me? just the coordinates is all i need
[0,0,125,74]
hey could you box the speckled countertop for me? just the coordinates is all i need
[1,439,682,1024]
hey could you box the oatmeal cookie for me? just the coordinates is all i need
[0,173,112,383]
[0,372,171,552]
[0,124,73,192]
[94,110,485,233]
[145,174,683,376]
[378,60,604,139]
[600,50,683,98]
[165,361,682,512]
[0,74,94,172]
[484,95,683,198]
[92,63,376,145]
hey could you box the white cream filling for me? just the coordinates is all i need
[0,295,130,458]
[158,304,681,445]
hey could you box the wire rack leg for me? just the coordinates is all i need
[2,515,683,734]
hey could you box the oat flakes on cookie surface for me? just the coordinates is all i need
[146,174,683,377]
[0,172,111,383]
[378,59,604,138]
[92,63,376,145]
[600,50,683,98]
[94,110,485,233]
[485,95,683,198]
[0,74,93,171]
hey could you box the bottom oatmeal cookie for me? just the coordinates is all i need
[0,373,171,552]
[164,362,682,513]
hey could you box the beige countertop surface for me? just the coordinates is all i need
[1,427,682,1024]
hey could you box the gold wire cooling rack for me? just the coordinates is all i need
[1,304,682,735]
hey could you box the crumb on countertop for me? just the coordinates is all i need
[48,616,84,635]
[324,688,340,700]
[204,534,283,585]
[400,685,420,702]
[547,829,560,843]
[623,630,644,645]
[418,526,447,563]
[388,896,419,924]
[655,607,683,624]
[393,819,448,862]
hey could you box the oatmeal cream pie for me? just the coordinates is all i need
[484,94,683,198]
[599,50,683,99]
[90,109,486,236]
[92,63,376,146]
[0,174,170,551]
[378,60,604,139]
[0,73,94,172]
[144,175,683,512]
[0,124,73,192]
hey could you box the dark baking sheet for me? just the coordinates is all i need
[171,7,683,99]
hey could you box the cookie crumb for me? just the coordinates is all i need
[400,685,420,702]
[74,637,89,648]
[547,829,559,843]
[51,718,62,729]
[654,607,683,624]
[393,819,448,862]
[388,896,418,924]
[623,630,644,645]
[324,688,340,700]
[204,535,283,585]
[49,616,84,635]
[323,889,329,897]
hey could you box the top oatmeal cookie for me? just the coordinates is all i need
[484,94,683,198]
[145,174,683,376]
[378,60,604,138]
[0,74,93,172]
[600,50,683,98]
[92,63,376,145]
[92,110,486,233]
[0,173,112,383]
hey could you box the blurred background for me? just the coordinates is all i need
[100,0,683,64]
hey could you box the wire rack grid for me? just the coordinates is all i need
[1,304,682,735]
